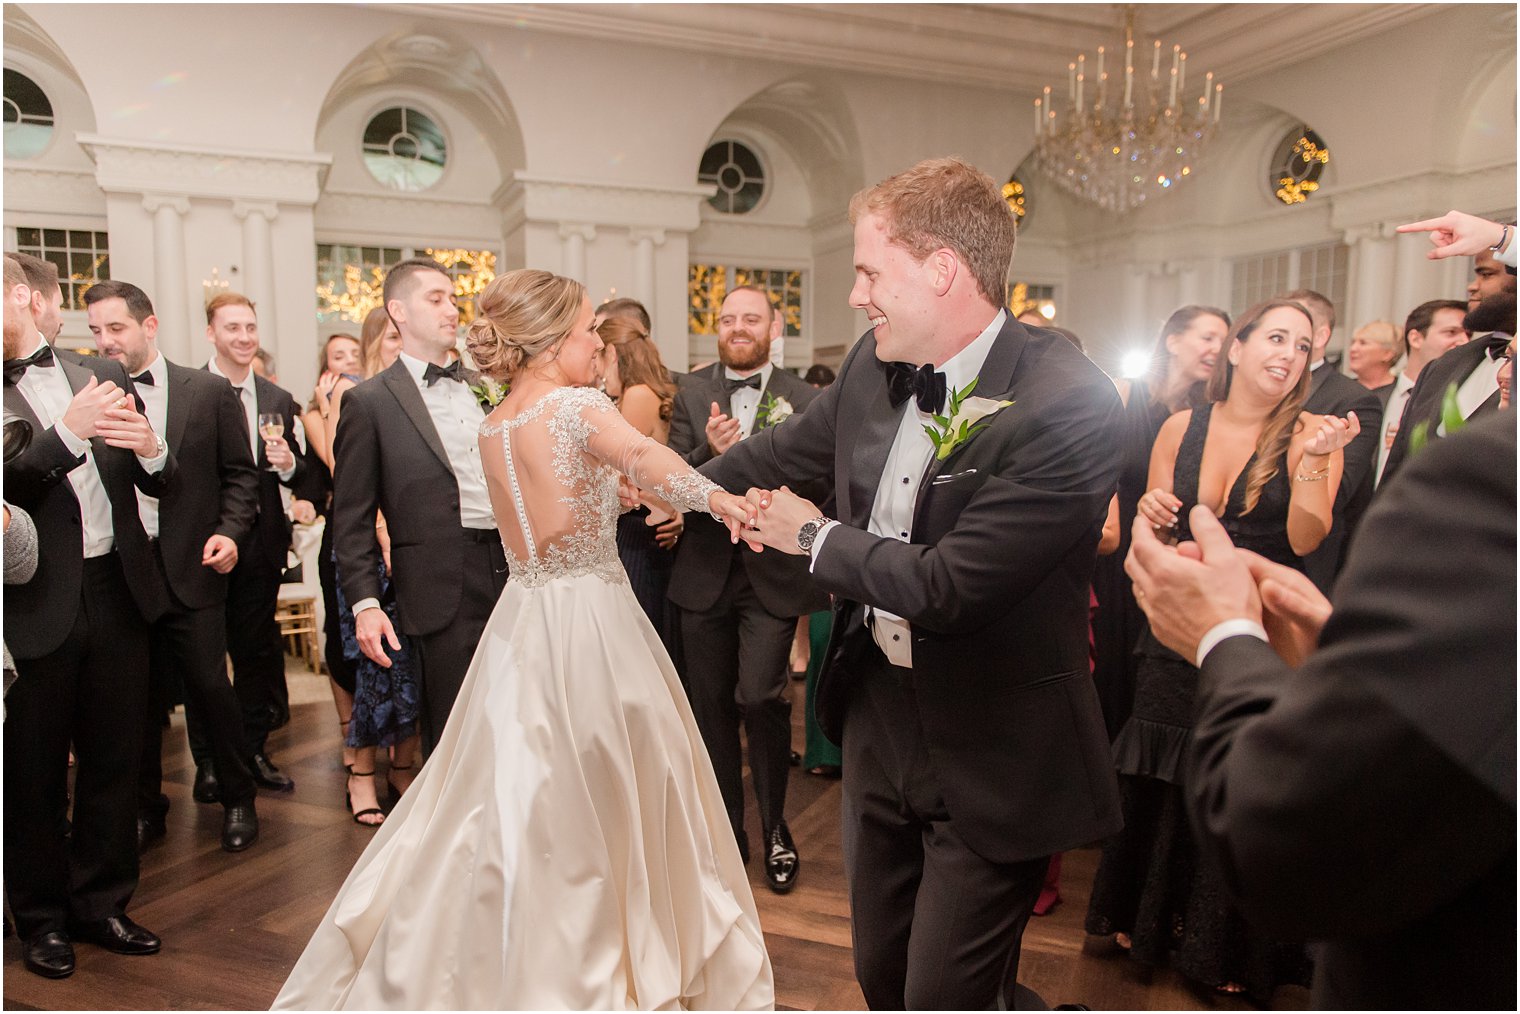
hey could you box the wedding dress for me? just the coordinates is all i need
[273,385,774,1010]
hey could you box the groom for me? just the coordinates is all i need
[701,158,1123,1008]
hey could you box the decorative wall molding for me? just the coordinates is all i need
[1330,162,1518,233]
[76,134,332,205]
[141,194,190,217]
[499,173,716,233]
[2,166,107,217]
[315,188,498,244]
[233,199,279,223]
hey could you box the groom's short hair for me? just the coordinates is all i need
[383,257,452,313]
[848,157,1016,308]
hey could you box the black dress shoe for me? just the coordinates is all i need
[68,915,160,955]
[249,753,294,791]
[22,931,75,978]
[221,803,259,852]
[763,822,800,893]
[192,762,220,804]
[136,814,166,854]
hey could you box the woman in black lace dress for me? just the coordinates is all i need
[1092,306,1230,740]
[1086,299,1362,1000]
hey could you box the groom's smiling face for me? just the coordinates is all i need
[850,212,935,364]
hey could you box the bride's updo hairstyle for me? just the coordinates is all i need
[466,268,586,381]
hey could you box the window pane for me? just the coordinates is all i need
[42,228,65,247]
[69,230,91,248]
[16,227,39,247]
[363,107,404,148]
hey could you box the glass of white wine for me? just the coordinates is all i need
[257,412,284,471]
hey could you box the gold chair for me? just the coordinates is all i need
[275,585,322,674]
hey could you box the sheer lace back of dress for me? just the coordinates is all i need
[479,385,722,588]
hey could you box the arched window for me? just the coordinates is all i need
[698,140,766,215]
[362,106,447,192]
[1270,126,1330,206]
[3,69,54,160]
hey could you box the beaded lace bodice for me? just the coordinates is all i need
[479,385,721,588]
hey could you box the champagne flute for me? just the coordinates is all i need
[257,412,284,471]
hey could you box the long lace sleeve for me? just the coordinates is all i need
[566,388,722,515]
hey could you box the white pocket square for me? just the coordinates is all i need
[932,468,979,485]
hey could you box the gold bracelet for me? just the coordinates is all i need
[1294,468,1330,482]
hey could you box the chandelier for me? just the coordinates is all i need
[1031,5,1222,214]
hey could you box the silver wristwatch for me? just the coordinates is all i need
[796,516,832,553]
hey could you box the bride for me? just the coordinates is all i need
[273,270,774,1010]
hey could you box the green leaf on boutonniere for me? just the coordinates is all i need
[923,378,1011,461]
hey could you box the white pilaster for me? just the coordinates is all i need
[143,194,191,364]
[1347,223,1397,333]
[629,228,666,322]
[235,200,279,349]
[558,223,596,283]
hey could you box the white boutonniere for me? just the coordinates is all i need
[924,378,1012,461]
[756,392,794,429]
[469,377,507,409]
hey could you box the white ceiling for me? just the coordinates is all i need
[398,3,1451,91]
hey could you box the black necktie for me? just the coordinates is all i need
[133,370,155,385]
[423,360,462,386]
[886,361,947,415]
[1484,332,1513,361]
[3,344,54,385]
[723,374,762,393]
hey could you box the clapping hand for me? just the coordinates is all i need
[1240,550,1332,667]
[95,394,162,458]
[1126,506,1262,662]
[1302,411,1360,457]
[705,403,741,456]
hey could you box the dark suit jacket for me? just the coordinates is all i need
[702,317,1124,863]
[1301,365,1382,593]
[3,350,177,658]
[1188,410,1516,1010]
[1379,335,1505,485]
[667,363,827,617]
[331,360,482,636]
[149,360,259,609]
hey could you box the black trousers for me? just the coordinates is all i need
[411,531,508,755]
[842,648,1049,1010]
[679,554,794,845]
[3,554,149,939]
[138,544,256,814]
[188,554,286,761]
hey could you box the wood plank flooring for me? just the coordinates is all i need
[4,666,1309,1011]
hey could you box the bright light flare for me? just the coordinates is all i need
[1120,349,1151,379]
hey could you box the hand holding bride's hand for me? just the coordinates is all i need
[742,485,820,557]
[707,490,763,552]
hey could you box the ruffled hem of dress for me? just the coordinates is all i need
[1111,716,1192,785]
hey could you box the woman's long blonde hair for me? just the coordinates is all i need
[1205,299,1314,514]
[359,306,395,379]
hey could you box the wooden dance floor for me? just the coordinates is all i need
[4,668,1309,1011]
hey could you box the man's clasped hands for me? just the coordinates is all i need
[619,478,819,558]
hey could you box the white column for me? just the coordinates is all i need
[1392,230,1448,327]
[1347,225,1397,334]
[1177,260,1204,307]
[143,194,191,364]
[629,228,665,323]
[559,223,596,284]
[235,200,278,325]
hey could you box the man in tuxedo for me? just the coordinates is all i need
[333,258,505,753]
[1279,289,1382,592]
[1381,274,1517,483]
[1125,410,1515,1010]
[2,254,174,978]
[192,291,308,793]
[667,285,825,891]
[84,280,262,853]
[1374,299,1470,484]
[705,159,1123,1008]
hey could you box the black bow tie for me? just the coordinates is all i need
[886,361,947,414]
[1484,332,1513,361]
[133,370,155,386]
[3,344,54,385]
[423,360,462,386]
[723,374,762,393]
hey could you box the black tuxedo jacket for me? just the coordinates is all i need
[3,350,177,658]
[1379,335,1505,485]
[331,360,483,636]
[1188,410,1515,1010]
[702,317,1124,863]
[667,363,827,617]
[1301,364,1382,592]
[148,361,259,609]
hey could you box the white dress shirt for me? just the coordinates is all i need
[1375,371,1416,486]
[12,334,167,557]
[1452,337,1504,424]
[811,309,1007,668]
[724,363,773,438]
[397,351,494,529]
[132,351,169,538]
[207,356,299,482]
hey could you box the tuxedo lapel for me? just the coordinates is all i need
[382,362,454,474]
[912,317,1027,519]
[847,364,901,529]
[166,363,193,452]
[3,382,42,431]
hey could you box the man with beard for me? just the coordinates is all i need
[666,285,825,892]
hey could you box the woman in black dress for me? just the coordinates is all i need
[1091,305,1230,740]
[1086,299,1363,1000]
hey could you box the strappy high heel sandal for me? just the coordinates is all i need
[346,770,385,827]
[387,764,415,802]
